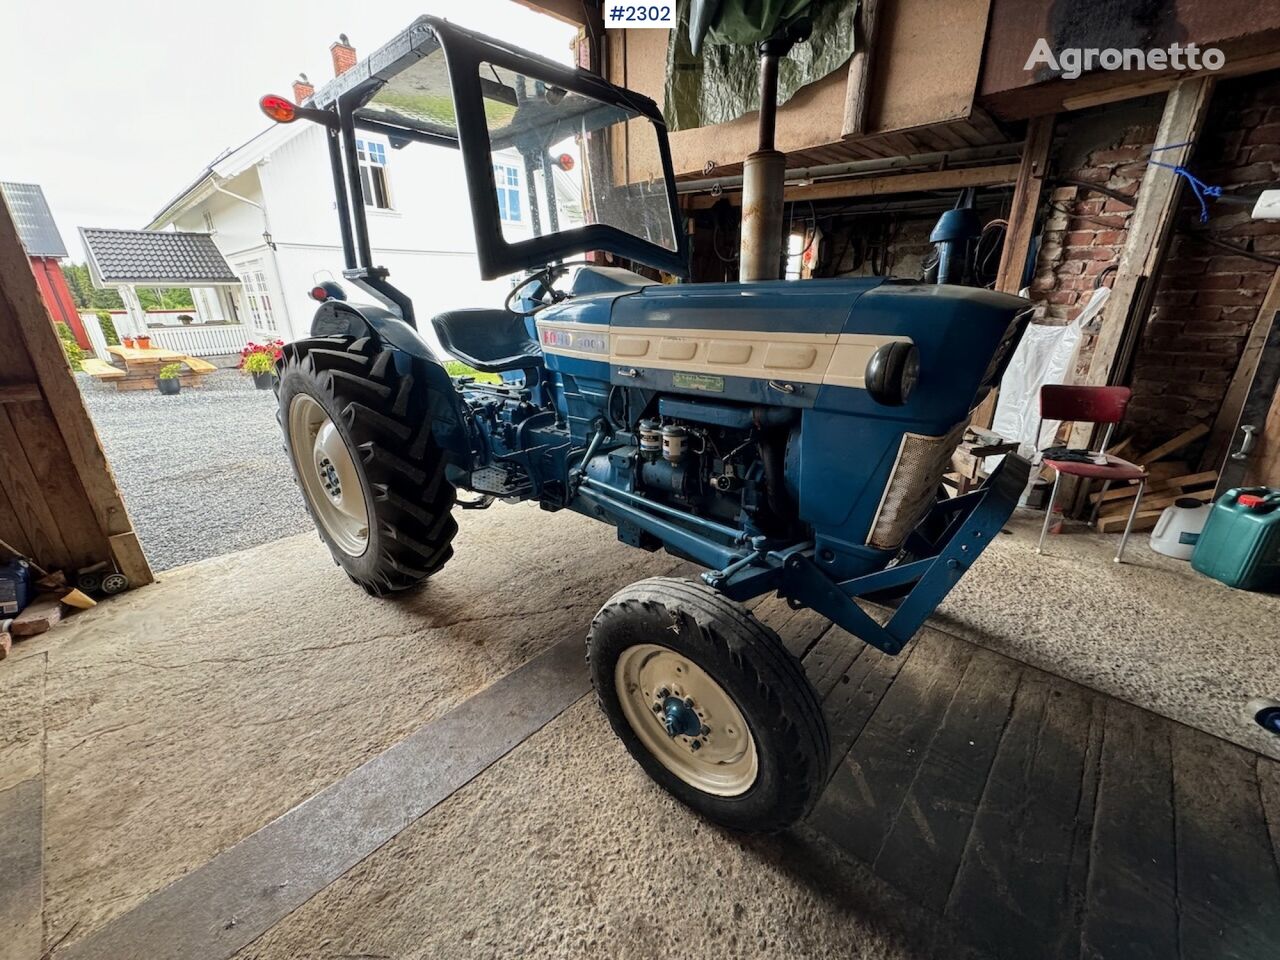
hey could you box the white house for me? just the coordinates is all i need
[144,32,573,350]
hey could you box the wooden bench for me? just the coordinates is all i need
[82,358,125,381]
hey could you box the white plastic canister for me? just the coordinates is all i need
[1150,497,1211,560]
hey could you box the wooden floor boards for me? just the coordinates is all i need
[748,598,1280,960]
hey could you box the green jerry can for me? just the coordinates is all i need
[1191,487,1280,591]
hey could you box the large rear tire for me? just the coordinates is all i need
[276,335,457,596]
[588,577,830,832]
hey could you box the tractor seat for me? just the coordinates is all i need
[430,308,543,374]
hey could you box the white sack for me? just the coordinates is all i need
[990,285,1110,464]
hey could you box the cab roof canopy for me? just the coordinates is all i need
[307,16,664,150]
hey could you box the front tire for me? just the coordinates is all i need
[588,577,830,832]
[276,335,457,596]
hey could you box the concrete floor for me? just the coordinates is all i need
[3,502,1277,958]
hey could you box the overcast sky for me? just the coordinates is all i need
[0,0,577,261]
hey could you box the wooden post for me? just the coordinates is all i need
[842,0,882,138]
[1070,77,1216,445]
[1200,267,1280,470]
[0,194,153,586]
[971,114,1054,429]
[1059,77,1215,514]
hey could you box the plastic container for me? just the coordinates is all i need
[1192,487,1280,591]
[1150,497,1211,560]
[0,559,31,616]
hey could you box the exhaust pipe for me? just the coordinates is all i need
[739,22,810,282]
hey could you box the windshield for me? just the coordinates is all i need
[477,61,678,254]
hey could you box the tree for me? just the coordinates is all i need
[60,262,124,310]
[136,286,195,311]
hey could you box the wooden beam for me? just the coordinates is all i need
[0,192,153,585]
[972,115,1054,429]
[1135,423,1210,466]
[686,162,1020,209]
[842,0,883,138]
[0,384,41,404]
[1200,268,1280,470]
[1070,78,1216,449]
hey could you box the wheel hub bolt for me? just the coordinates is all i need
[690,740,701,751]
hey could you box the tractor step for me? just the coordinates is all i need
[467,465,533,498]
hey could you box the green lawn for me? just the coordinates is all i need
[443,360,501,384]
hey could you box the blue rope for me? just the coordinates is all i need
[1147,143,1221,223]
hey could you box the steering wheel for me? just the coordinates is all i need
[504,260,599,317]
[505,267,562,317]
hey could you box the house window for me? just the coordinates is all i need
[356,138,391,209]
[237,258,277,333]
[493,163,522,223]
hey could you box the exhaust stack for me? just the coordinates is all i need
[739,23,810,281]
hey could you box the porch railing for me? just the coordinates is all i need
[80,313,250,359]
[144,324,249,357]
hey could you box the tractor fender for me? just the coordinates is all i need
[310,300,476,465]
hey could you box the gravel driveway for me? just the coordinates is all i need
[80,368,314,571]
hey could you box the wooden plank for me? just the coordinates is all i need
[1201,270,1280,471]
[776,607,833,660]
[1097,508,1165,534]
[841,0,882,138]
[0,384,41,403]
[687,162,1021,209]
[809,628,911,752]
[946,673,1101,959]
[11,594,63,637]
[0,406,72,570]
[872,647,1022,911]
[1080,700,1178,960]
[809,633,972,865]
[1097,486,1214,522]
[9,400,108,570]
[1089,470,1217,505]
[1135,424,1210,466]
[1172,724,1280,959]
[108,532,152,590]
[972,115,1053,430]
[1257,757,1280,884]
[1070,78,1216,452]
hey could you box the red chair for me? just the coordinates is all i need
[1036,385,1148,563]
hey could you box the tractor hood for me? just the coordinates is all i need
[310,17,689,280]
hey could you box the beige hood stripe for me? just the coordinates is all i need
[535,319,910,390]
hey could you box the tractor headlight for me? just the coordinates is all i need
[865,342,920,406]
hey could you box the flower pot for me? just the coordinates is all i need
[157,378,180,396]
[252,371,274,390]
[136,335,153,349]
[122,336,136,348]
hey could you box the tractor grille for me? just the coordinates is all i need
[867,420,968,550]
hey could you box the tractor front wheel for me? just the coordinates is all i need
[588,577,830,832]
[276,335,457,596]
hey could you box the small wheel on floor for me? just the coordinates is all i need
[588,577,830,832]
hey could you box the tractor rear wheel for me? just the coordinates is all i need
[588,577,830,832]
[276,335,457,596]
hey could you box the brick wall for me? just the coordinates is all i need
[1026,104,1160,381]
[1024,74,1280,457]
[1125,72,1280,454]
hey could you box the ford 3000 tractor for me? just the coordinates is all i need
[261,16,1031,831]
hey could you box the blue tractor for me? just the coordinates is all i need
[262,17,1031,831]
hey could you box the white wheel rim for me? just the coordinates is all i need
[288,393,370,557]
[615,643,758,797]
